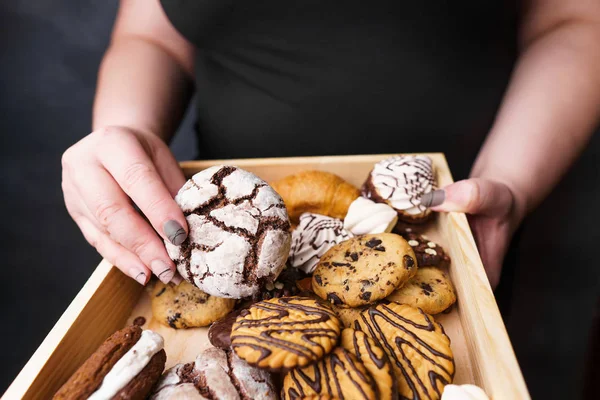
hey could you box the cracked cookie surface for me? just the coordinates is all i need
[165,166,291,298]
[312,233,417,307]
[151,347,277,400]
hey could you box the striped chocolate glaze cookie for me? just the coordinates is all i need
[282,347,377,400]
[231,297,341,371]
[340,328,398,400]
[354,303,455,400]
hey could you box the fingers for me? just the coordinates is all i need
[73,163,177,284]
[73,216,151,285]
[422,178,514,217]
[95,130,188,245]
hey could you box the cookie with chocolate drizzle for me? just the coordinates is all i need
[230,297,342,371]
[354,303,455,399]
[312,233,417,307]
[282,347,377,400]
[340,328,398,400]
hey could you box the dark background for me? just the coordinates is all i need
[1,2,598,398]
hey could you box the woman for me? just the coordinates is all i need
[61,0,600,289]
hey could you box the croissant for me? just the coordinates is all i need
[271,170,360,224]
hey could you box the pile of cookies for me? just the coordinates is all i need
[53,158,489,400]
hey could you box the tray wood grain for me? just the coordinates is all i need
[3,154,530,400]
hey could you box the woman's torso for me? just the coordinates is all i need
[161,0,518,179]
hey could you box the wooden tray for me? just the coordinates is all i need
[3,154,530,400]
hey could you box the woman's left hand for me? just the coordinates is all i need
[422,178,524,289]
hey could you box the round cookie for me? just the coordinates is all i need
[151,281,236,328]
[402,232,451,268]
[54,326,166,400]
[151,347,277,400]
[312,233,417,307]
[340,328,398,400]
[165,165,291,299]
[231,297,342,371]
[330,303,371,329]
[354,303,455,399]
[361,155,435,223]
[289,213,353,274]
[386,267,456,315]
[282,347,377,400]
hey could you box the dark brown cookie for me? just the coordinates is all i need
[250,265,307,301]
[401,232,450,268]
[53,325,143,399]
[208,309,245,350]
[114,349,167,400]
[53,326,166,400]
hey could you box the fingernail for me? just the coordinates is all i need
[164,220,187,245]
[171,273,183,285]
[421,189,445,208]
[132,270,148,285]
[153,260,175,283]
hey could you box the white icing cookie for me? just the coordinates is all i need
[343,196,398,235]
[289,213,353,274]
[166,166,291,299]
[362,155,435,222]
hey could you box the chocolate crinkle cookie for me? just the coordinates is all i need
[150,347,277,400]
[165,166,292,299]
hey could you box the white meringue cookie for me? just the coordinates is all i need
[289,213,353,273]
[441,384,490,400]
[343,196,398,235]
[366,155,435,216]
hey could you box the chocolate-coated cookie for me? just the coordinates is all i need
[54,326,166,400]
[355,303,455,399]
[282,347,377,400]
[340,328,398,400]
[151,281,235,329]
[312,233,417,307]
[165,166,291,299]
[401,232,450,268]
[231,297,341,371]
[386,267,456,315]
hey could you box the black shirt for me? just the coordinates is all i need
[161,0,518,179]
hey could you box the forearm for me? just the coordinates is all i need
[93,37,193,142]
[472,19,600,219]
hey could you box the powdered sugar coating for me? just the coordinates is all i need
[195,348,240,400]
[166,166,291,299]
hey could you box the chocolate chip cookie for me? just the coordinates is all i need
[165,166,291,299]
[355,303,455,399]
[231,297,341,371]
[151,280,236,329]
[401,232,451,268]
[282,347,377,400]
[312,233,417,307]
[54,326,166,400]
[340,328,398,400]
[386,267,457,315]
[151,347,277,400]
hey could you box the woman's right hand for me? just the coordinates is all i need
[61,126,188,285]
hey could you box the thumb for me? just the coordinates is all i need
[421,178,514,217]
